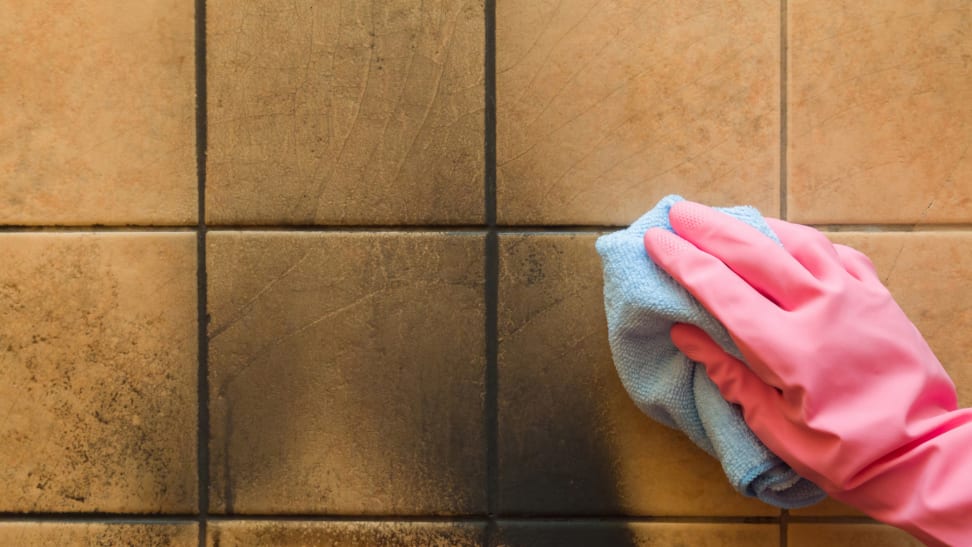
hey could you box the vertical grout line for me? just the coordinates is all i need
[194,0,210,545]
[483,0,498,544]
[779,4,789,545]
[779,0,788,221]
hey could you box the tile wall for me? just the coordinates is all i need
[1,1,967,545]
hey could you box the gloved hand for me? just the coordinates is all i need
[643,200,972,547]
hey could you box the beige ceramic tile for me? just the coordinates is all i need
[0,1,196,225]
[0,523,197,546]
[206,1,484,225]
[788,1,972,223]
[790,496,865,517]
[497,0,780,225]
[207,232,486,514]
[795,232,972,516]
[0,234,197,512]
[207,521,485,546]
[497,234,776,516]
[789,523,922,547]
[493,522,777,547]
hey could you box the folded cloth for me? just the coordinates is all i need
[595,194,826,509]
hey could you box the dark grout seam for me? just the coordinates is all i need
[1,513,878,525]
[3,224,971,236]
[493,515,781,524]
[779,4,788,543]
[4,224,972,233]
[0,514,198,524]
[194,0,209,545]
[206,224,489,232]
[787,515,879,524]
[779,0,788,222]
[0,226,199,232]
[484,0,499,545]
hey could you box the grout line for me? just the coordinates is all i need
[0,226,198,233]
[208,515,491,523]
[779,8,788,547]
[3,224,972,234]
[787,515,879,524]
[492,516,782,524]
[779,0,788,221]
[194,0,209,545]
[0,513,874,525]
[0,513,835,525]
[809,223,972,232]
[206,224,489,232]
[0,515,199,524]
[484,0,498,545]
[779,4,787,541]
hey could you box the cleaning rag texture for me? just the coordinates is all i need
[595,195,826,509]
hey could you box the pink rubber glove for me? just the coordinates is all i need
[644,201,972,547]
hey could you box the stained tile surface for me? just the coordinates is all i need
[789,523,923,547]
[788,1,972,223]
[0,0,196,225]
[497,234,775,516]
[493,522,777,547]
[207,232,486,514]
[0,523,197,546]
[497,0,780,225]
[206,0,485,225]
[207,521,485,546]
[0,234,198,512]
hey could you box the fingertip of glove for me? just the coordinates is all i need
[644,227,689,262]
[669,200,711,234]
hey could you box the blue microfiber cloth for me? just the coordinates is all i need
[595,194,826,509]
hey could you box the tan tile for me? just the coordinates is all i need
[0,523,197,546]
[795,232,972,517]
[208,521,485,546]
[790,496,865,517]
[788,1,972,223]
[497,234,776,515]
[789,523,922,547]
[0,233,197,512]
[207,232,486,514]
[496,1,780,225]
[494,522,777,547]
[206,1,484,225]
[0,1,196,226]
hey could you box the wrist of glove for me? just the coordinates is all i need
[643,201,971,546]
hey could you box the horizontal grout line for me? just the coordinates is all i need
[207,515,490,523]
[0,226,198,233]
[786,515,879,524]
[492,516,781,524]
[0,514,198,524]
[809,223,972,232]
[3,224,972,234]
[0,513,781,523]
[0,514,883,526]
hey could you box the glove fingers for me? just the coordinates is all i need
[764,218,845,282]
[670,324,788,445]
[667,201,820,309]
[833,243,880,283]
[670,323,785,392]
[645,228,781,341]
